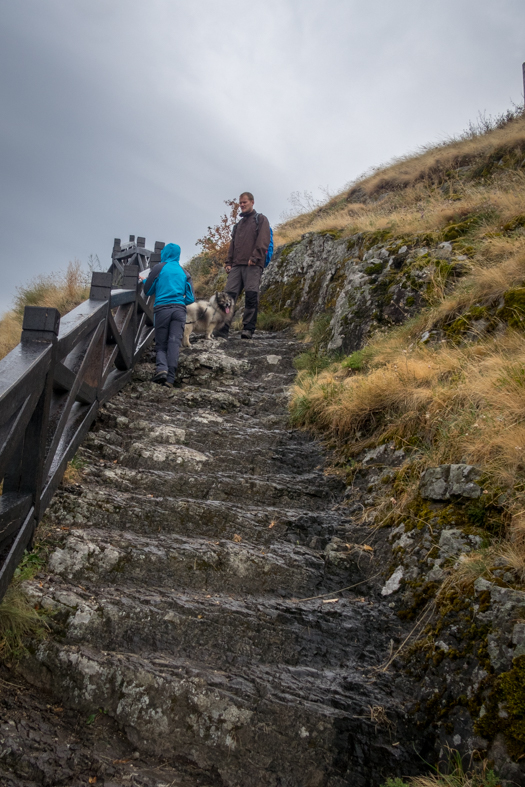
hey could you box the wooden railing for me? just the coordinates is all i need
[0,236,164,601]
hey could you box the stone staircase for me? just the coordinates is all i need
[18,330,419,786]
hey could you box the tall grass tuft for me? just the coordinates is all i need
[0,585,48,660]
[381,749,501,786]
[0,260,89,361]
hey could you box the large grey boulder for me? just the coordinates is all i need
[419,464,482,501]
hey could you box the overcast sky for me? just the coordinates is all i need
[1,0,524,313]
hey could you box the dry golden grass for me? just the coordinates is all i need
[0,585,47,660]
[435,549,500,602]
[291,331,525,491]
[275,111,525,247]
[426,245,525,329]
[276,172,525,247]
[0,261,89,361]
[350,112,525,194]
[0,311,27,363]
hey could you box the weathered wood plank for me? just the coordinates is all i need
[56,301,107,359]
[136,293,154,322]
[0,392,40,483]
[99,368,134,404]
[110,289,137,308]
[53,362,97,405]
[0,508,36,602]
[40,401,99,512]
[108,309,132,370]
[112,247,152,262]
[0,344,51,423]
[43,320,105,479]
[0,493,32,545]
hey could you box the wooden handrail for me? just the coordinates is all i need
[0,237,161,601]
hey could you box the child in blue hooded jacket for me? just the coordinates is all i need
[143,243,195,386]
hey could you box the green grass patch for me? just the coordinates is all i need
[341,347,374,371]
[293,350,334,375]
[380,749,500,786]
[256,309,292,332]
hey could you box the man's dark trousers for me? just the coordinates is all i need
[225,265,262,332]
[154,304,186,383]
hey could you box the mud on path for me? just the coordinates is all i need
[1,330,422,787]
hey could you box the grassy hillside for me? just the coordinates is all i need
[285,107,525,576]
[276,108,525,246]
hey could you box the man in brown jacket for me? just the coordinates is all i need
[216,191,271,339]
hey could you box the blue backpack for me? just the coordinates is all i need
[265,226,274,268]
[232,212,274,268]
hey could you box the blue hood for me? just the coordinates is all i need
[161,243,181,264]
[144,241,194,308]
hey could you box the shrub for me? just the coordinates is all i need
[190,198,239,295]
[341,348,374,371]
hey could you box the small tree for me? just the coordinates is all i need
[196,198,240,272]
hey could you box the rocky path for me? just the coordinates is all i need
[4,330,420,787]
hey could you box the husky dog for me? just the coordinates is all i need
[183,291,234,347]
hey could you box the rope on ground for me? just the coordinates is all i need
[293,570,384,602]
[374,600,435,673]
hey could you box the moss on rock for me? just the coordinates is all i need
[476,655,525,760]
[497,288,525,329]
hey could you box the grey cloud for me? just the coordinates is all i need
[0,0,524,313]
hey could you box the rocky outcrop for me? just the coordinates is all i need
[261,233,468,353]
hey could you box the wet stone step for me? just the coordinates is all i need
[21,642,409,787]
[47,487,353,548]
[45,526,329,596]
[84,420,327,477]
[81,464,343,509]
[27,579,399,671]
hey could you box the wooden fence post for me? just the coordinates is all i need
[90,272,112,302]
[121,265,139,367]
[4,306,60,522]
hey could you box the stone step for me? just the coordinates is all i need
[29,579,398,671]
[84,419,326,478]
[83,464,343,510]
[22,641,408,787]
[49,487,353,548]
[46,527,330,597]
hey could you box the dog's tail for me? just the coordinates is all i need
[197,304,209,320]
[185,303,209,325]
